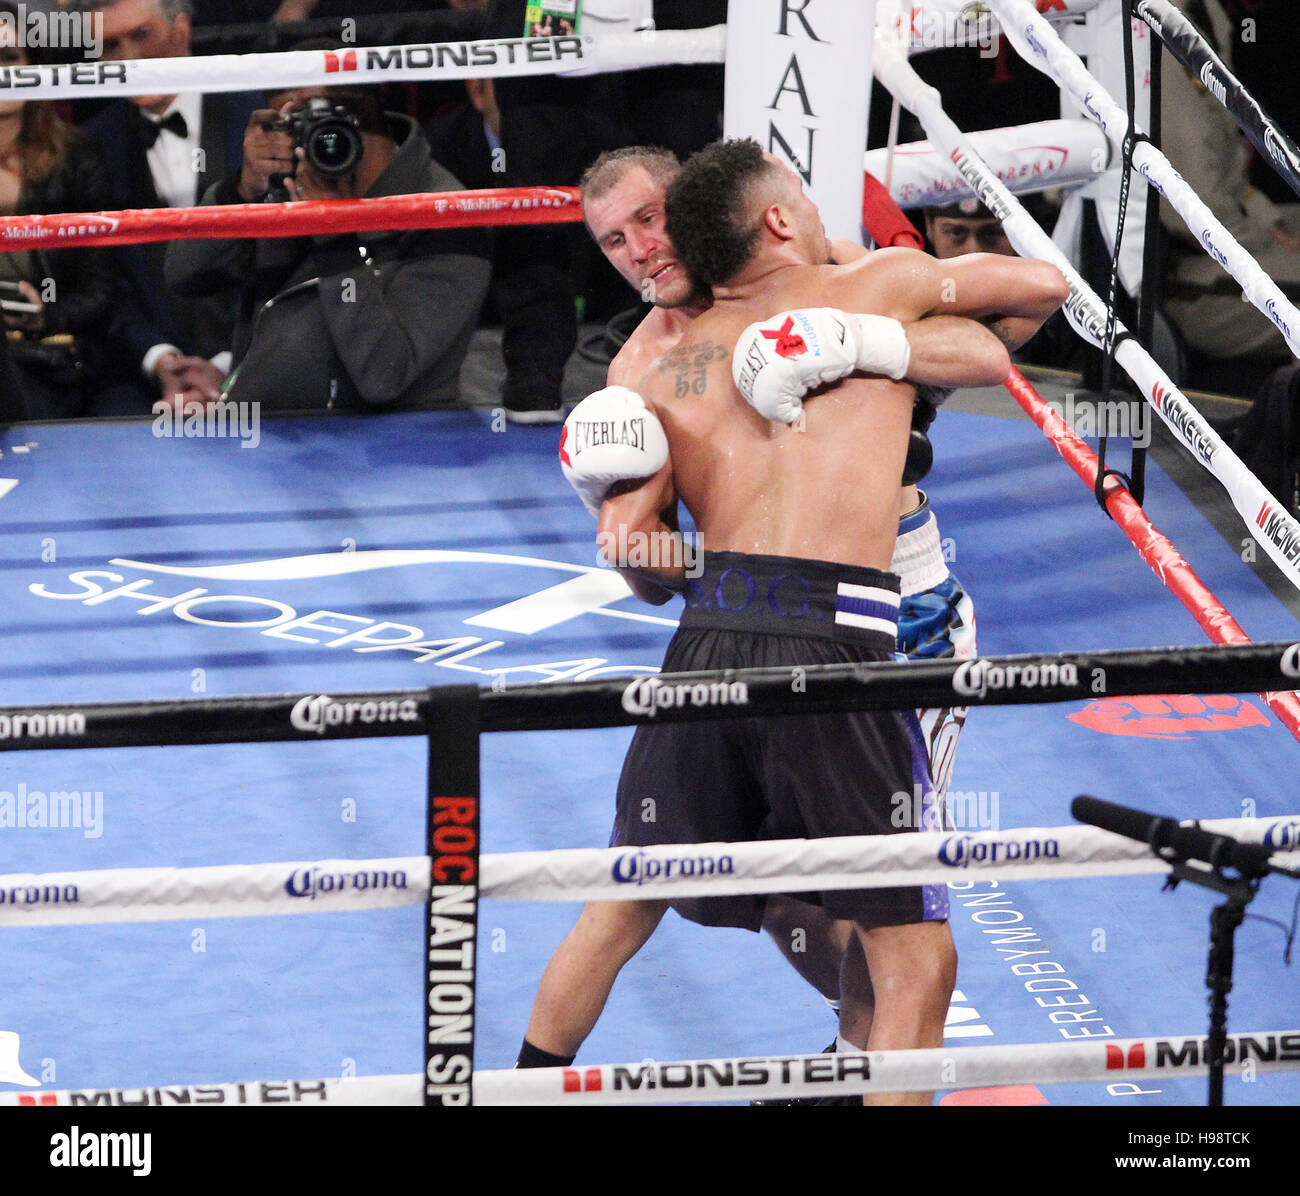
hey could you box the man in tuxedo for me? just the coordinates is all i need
[79,0,260,412]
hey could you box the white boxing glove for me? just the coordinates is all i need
[558,386,669,516]
[733,307,912,424]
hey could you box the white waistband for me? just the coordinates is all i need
[891,509,949,597]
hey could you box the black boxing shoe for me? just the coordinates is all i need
[749,1041,858,1107]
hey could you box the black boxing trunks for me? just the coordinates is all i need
[609,550,949,931]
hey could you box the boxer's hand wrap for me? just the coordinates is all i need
[558,386,669,517]
[733,308,912,425]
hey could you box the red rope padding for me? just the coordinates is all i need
[1004,368,1300,741]
[858,187,1300,743]
[0,171,904,254]
[862,172,924,250]
[0,186,582,251]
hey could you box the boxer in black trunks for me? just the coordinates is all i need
[525,139,1068,1103]
[581,145,1006,1039]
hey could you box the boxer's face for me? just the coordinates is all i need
[761,153,830,265]
[584,166,695,308]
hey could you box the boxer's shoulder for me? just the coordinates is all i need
[608,307,693,388]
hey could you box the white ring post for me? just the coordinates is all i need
[722,0,877,243]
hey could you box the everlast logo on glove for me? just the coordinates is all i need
[564,418,648,459]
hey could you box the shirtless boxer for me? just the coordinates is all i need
[574,149,1008,1033]
[516,146,1062,1073]
[523,140,1061,1103]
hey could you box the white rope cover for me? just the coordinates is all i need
[873,33,1300,596]
[986,0,1300,361]
[864,118,1109,208]
[0,817,1294,926]
[0,27,726,101]
[6,1029,1297,1104]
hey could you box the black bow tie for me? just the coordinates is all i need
[140,109,188,147]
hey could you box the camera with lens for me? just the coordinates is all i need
[287,97,365,177]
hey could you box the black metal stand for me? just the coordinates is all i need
[1165,861,1258,1107]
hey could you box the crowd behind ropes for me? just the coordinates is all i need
[0,0,1297,452]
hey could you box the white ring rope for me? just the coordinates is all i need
[0,2,1105,104]
[873,33,1300,596]
[6,1029,1299,1104]
[986,0,1300,360]
[1,817,1295,926]
[0,27,726,101]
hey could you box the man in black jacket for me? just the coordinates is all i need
[164,83,491,412]
[79,0,261,413]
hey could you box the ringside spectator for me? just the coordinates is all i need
[0,3,115,419]
[164,76,491,412]
[76,0,261,413]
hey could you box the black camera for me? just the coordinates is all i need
[287,97,364,177]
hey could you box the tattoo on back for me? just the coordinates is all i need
[657,341,728,399]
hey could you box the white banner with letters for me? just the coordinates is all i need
[724,0,876,243]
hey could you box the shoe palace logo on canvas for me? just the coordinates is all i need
[0,1030,38,1087]
[24,549,671,686]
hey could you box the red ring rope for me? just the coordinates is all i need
[862,193,1300,742]
[0,186,582,251]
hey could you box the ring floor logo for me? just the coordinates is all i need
[26,549,670,683]
[1067,695,1270,739]
[0,1030,38,1086]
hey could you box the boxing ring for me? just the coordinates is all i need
[1,0,1300,1123]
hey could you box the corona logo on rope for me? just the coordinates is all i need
[1263,820,1300,851]
[290,694,420,735]
[1262,124,1297,174]
[1265,297,1293,343]
[611,849,735,887]
[284,866,409,899]
[1198,60,1228,107]
[1067,695,1269,739]
[937,834,1060,868]
[1135,1,1161,34]
[951,657,1077,699]
[620,676,749,718]
[1200,227,1229,270]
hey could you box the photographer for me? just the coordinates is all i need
[164,80,491,413]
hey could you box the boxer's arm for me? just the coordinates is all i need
[902,315,1011,388]
[596,462,683,605]
[908,248,1068,348]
